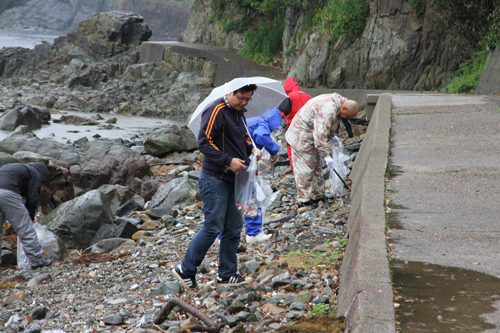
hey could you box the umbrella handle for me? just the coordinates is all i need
[243,121,259,153]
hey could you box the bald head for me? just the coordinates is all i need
[339,100,359,119]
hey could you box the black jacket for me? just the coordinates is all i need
[198,97,253,182]
[0,163,46,220]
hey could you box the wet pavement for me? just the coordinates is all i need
[386,94,500,331]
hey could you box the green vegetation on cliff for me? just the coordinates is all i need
[210,0,368,64]
[313,0,368,44]
[434,0,500,93]
[211,0,287,63]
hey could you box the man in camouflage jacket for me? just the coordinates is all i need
[285,93,359,207]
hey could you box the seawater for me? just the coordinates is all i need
[0,29,65,49]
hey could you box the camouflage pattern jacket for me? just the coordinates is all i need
[285,93,347,158]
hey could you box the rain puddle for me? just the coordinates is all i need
[392,259,500,331]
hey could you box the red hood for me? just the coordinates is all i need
[283,77,300,94]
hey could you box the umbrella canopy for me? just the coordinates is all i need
[188,77,287,138]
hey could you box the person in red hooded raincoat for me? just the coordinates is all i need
[277,77,312,173]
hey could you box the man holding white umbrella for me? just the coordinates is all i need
[173,84,263,289]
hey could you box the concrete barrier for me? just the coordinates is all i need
[476,46,500,94]
[337,94,396,332]
[139,43,216,79]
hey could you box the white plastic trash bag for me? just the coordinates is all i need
[329,146,352,197]
[235,154,259,216]
[17,222,59,269]
[17,237,29,269]
[235,154,276,216]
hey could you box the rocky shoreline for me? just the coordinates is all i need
[0,140,360,332]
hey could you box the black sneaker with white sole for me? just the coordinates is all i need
[172,263,197,289]
[216,273,247,287]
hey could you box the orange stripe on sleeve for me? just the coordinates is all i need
[205,103,225,151]
[206,103,224,137]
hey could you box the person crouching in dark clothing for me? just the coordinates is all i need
[0,162,52,269]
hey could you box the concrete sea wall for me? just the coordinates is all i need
[337,94,396,332]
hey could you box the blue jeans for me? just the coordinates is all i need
[181,172,243,278]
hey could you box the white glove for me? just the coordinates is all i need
[331,135,342,147]
[325,156,335,169]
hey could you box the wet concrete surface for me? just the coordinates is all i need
[387,94,500,331]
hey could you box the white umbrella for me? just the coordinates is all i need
[188,76,287,138]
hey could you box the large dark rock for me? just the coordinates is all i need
[0,127,86,165]
[115,199,144,217]
[148,207,172,220]
[71,140,150,192]
[0,11,150,82]
[0,103,43,131]
[149,178,201,209]
[62,11,151,60]
[0,152,21,168]
[41,190,114,249]
[90,221,139,246]
[97,184,137,216]
[136,173,177,203]
[0,249,16,267]
[144,124,197,156]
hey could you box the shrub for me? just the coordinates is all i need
[311,303,330,315]
[223,18,247,33]
[410,0,423,13]
[483,6,500,51]
[313,0,368,44]
[441,50,488,93]
[430,0,497,47]
[238,19,285,64]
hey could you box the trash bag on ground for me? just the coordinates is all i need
[329,146,352,197]
[17,222,59,269]
[235,154,276,216]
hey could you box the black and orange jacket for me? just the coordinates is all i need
[198,96,253,182]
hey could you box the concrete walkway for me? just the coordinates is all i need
[339,93,500,332]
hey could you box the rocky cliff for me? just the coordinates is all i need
[181,0,470,91]
[179,0,244,50]
[0,0,191,40]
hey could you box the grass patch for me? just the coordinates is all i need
[441,50,488,93]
